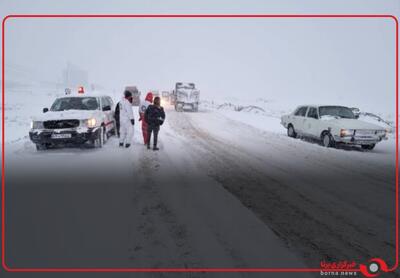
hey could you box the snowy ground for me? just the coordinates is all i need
[2,90,397,277]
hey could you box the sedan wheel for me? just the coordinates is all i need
[287,125,297,138]
[322,133,335,148]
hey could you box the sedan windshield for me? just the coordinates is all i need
[50,97,99,111]
[319,106,355,119]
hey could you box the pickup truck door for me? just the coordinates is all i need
[101,97,114,132]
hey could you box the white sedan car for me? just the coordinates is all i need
[281,105,387,150]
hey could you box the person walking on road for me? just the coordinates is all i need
[139,92,153,145]
[144,96,165,151]
[114,100,121,137]
[119,90,135,148]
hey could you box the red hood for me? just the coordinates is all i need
[145,92,153,102]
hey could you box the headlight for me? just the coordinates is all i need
[340,129,354,137]
[81,118,97,128]
[376,130,387,136]
[31,121,43,129]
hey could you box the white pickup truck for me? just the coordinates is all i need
[281,105,387,150]
[29,93,116,150]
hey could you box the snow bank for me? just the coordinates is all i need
[200,98,288,134]
[358,113,394,132]
[4,88,58,143]
[201,98,396,138]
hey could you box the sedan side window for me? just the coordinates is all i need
[307,107,318,119]
[295,106,308,117]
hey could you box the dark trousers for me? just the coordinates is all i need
[147,125,160,146]
[116,119,120,137]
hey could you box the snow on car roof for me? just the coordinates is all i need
[57,91,110,99]
[296,104,351,108]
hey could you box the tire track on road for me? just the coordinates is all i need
[167,110,396,271]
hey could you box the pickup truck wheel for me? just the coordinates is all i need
[287,125,297,138]
[36,144,47,151]
[322,132,335,148]
[361,144,375,150]
[93,128,104,148]
[175,103,184,112]
[102,126,108,144]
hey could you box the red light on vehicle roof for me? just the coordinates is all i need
[78,86,84,94]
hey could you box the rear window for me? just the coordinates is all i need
[294,106,308,116]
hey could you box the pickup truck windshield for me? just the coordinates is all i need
[51,97,99,111]
[319,106,355,119]
[177,84,195,90]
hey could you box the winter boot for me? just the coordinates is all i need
[119,142,124,147]
[153,146,159,151]
[125,144,131,148]
[147,144,150,150]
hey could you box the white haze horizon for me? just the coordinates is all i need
[1,0,399,116]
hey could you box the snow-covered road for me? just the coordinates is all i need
[165,109,396,268]
[3,105,397,277]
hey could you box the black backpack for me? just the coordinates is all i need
[115,101,120,120]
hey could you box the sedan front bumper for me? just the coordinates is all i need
[333,135,385,145]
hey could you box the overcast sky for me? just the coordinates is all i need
[1,0,399,114]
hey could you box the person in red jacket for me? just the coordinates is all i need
[139,92,153,145]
